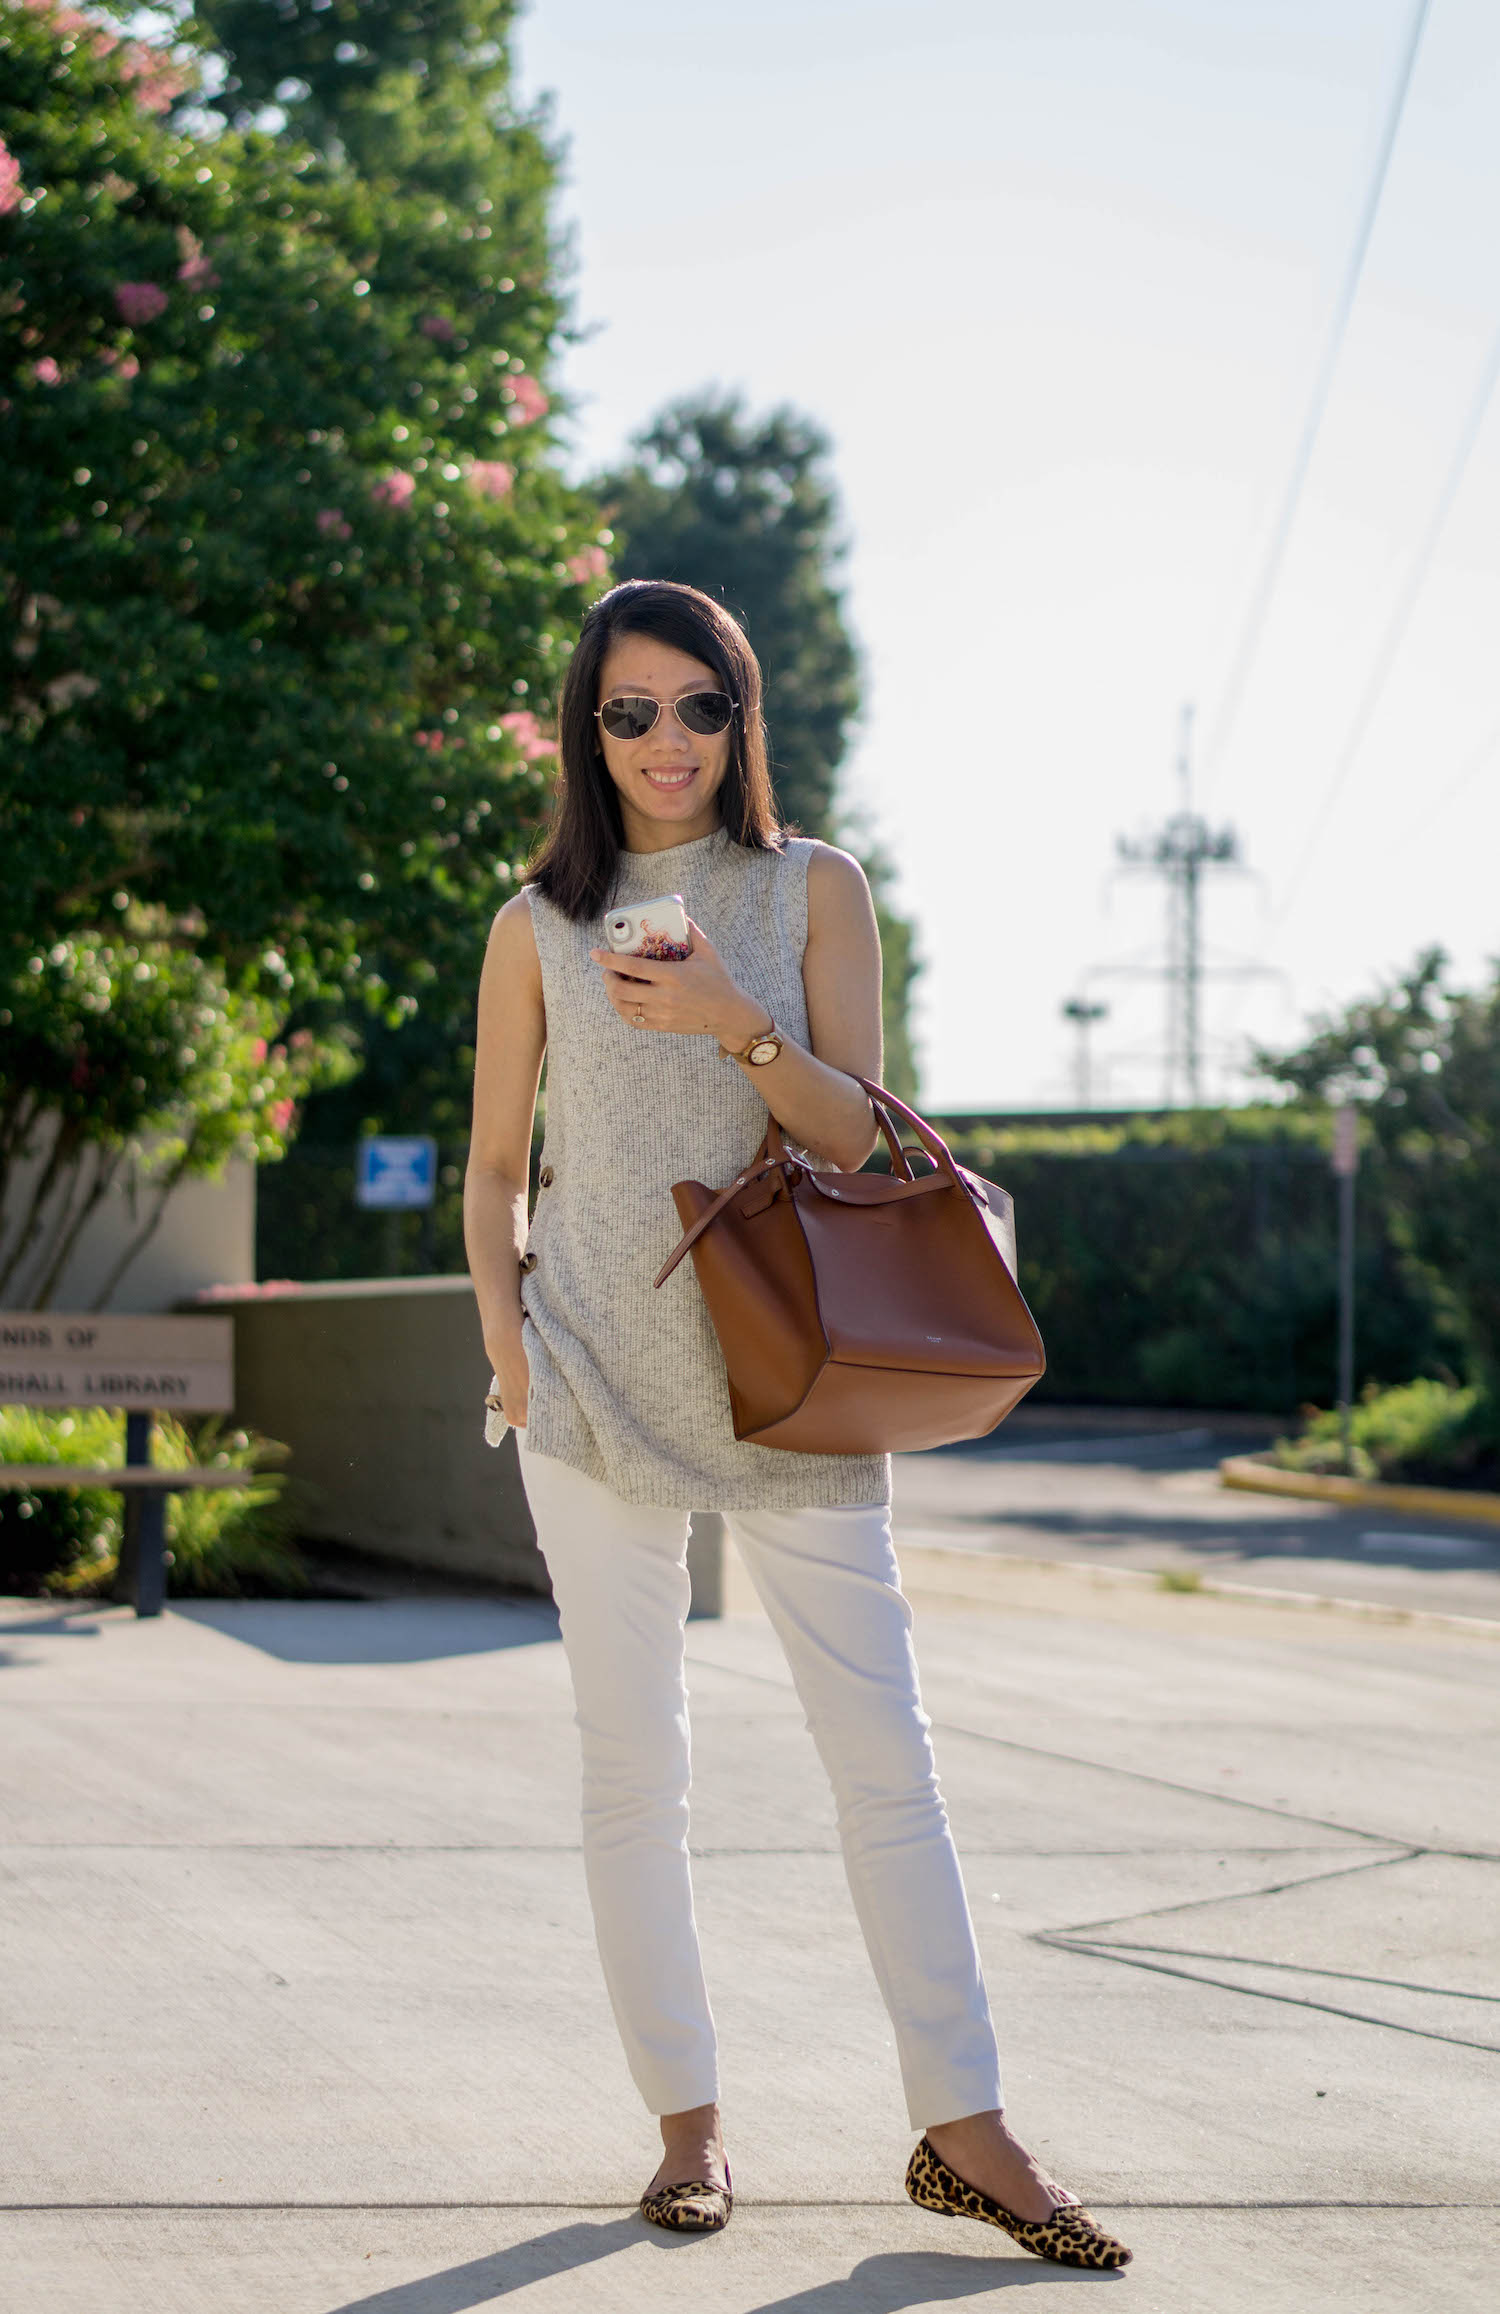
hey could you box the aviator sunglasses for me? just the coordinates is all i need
[595,689,738,742]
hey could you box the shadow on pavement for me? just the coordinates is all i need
[173,1596,560,1665]
[319,2225,1064,2313]
[929,1421,1276,1467]
[0,1607,107,1639]
[739,2248,1074,2305]
[939,1502,1500,1576]
[319,2215,638,2313]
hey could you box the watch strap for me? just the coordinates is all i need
[720,1015,781,1063]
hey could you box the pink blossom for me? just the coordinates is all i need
[22,2,186,110]
[100,350,140,379]
[0,139,22,216]
[420,314,455,342]
[370,470,415,509]
[414,730,443,752]
[114,281,168,326]
[116,45,187,113]
[32,356,61,385]
[176,237,217,290]
[500,709,555,760]
[269,1098,296,1135]
[567,544,609,584]
[316,508,352,539]
[251,1037,268,1063]
[467,459,513,500]
[504,371,549,425]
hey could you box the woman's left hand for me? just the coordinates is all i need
[588,915,769,1047]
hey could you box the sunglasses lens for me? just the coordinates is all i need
[676,691,735,735]
[599,696,660,741]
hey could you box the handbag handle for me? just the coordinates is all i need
[655,1074,978,1290]
[849,1075,966,1185]
[764,1085,917,1181]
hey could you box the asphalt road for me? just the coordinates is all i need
[892,1407,1500,1626]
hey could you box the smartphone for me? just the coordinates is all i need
[603,893,693,961]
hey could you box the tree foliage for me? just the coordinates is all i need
[1253,947,1500,1389]
[597,392,921,1099]
[0,914,355,1307]
[1,0,606,1004]
[1,0,610,1296]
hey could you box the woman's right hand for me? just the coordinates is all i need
[487,1335,531,1429]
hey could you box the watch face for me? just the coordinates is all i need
[748,1036,780,1065]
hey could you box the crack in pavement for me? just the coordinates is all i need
[685,1648,1500,2053]
[1,2198,1494,2213]
[1032,1849,1500,2054]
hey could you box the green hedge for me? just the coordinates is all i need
[259,1106,1460,1416]
[933,1110,1459,1415]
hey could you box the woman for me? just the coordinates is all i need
[464,579,1130,2270]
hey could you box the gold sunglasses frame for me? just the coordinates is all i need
[593,690,739,741]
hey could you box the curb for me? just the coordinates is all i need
[891,1541,1500,1640]
[1219,1454,1500,1529]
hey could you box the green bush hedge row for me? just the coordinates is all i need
[258,1107,1463,1416]
[936,1110,1460,1415]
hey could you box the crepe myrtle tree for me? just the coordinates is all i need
[0,0,611,1034]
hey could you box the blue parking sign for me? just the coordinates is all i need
[356,1135,438,1210]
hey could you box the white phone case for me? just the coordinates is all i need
[603,893,692,961]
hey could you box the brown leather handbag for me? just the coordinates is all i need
[653,1076,1045,1454]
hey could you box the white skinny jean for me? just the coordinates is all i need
[518,1441,1004,2130]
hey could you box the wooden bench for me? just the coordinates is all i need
[0,1313,242,1617]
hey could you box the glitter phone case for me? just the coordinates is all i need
[603,893,693,962]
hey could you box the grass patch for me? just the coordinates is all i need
[1155,1566,1205,1593]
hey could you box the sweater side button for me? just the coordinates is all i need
[519,1251,538,1274]
[538,1165,555,1188]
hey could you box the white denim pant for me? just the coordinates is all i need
[518,1442,1004,2130]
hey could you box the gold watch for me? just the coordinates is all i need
[721,1014,784,1066]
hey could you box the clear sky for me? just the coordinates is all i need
[514,0,1500,1111]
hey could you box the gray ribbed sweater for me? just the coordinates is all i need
[516,827,891,1510]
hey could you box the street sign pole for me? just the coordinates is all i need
[1332,1104,1359,1473]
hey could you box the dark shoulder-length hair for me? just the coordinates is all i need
[525,578,784,922]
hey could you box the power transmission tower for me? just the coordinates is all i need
[1090,705,1278,1105]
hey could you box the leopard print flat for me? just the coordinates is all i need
[905,2133,1131,2268]
[639,2158,733,2234]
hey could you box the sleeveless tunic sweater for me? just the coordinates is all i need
[517,827,892,1511]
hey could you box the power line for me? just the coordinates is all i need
[1217,305,1500,1063]
[1391,716,1500,851]
[1199,0,1432,795]
[1262,310,1500,939]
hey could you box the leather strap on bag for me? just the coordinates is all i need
[653,1075,980,1290]
[652,1151,788,1288]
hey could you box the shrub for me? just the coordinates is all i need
[1272,1378,1500,1490]
[932,1109,1457,1413]
[0,1405,120,1588]
[0,1407,308,1597]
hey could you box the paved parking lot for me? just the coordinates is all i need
[2,1516,1496,2311]
[892,1408,1500,1626]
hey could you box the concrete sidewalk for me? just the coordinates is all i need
[2,1552,1496,2312]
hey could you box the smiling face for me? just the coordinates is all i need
[595,634,734,852]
